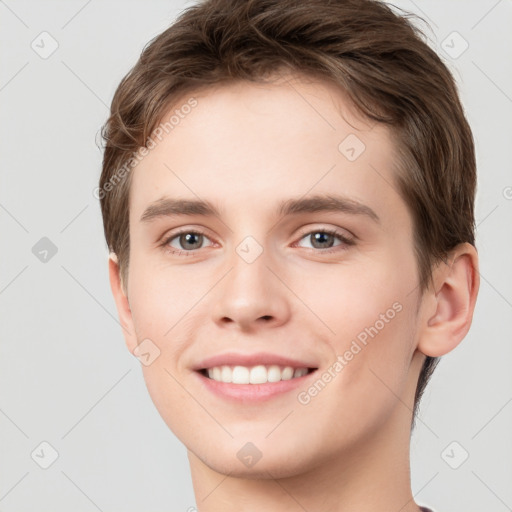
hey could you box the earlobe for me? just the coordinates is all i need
[108,254,138,353]
[417,243,480,358]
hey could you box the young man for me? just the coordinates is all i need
[98,0,479,510]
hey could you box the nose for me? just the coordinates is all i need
[211,246,291,332]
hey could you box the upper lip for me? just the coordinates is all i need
[192,352,319,371]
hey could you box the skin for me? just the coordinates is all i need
[108,72,479,511]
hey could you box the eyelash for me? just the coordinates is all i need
[160,227,355,257]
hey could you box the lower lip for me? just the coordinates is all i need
[194,370,318,402]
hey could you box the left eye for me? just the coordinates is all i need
[295,229,354,251]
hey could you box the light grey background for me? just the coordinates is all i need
[1,1,511,511]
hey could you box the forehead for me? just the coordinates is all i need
[129,74,405,229]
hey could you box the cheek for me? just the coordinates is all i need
[128,270,197,436]
[315,266,409,348]
[295,299,418,446]
[128,256,184,335]
[312,252,418,403]
[127,274,192,409]
[140,362,198,445]
[325,301,412,398]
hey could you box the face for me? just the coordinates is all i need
[118,73,427,478]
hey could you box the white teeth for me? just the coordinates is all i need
[249,365,267,384]
[232,366,250,384]
[221,365,232,383]
[267,365,282,382]
[281,367,294,380]
[204,364,311,384]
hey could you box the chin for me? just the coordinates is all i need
[189,436,321,480]
[204,455,310,480]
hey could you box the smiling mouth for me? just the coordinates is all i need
[198,365,317,384]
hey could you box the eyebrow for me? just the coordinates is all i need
[139,194,380,224]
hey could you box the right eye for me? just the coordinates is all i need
[161,229,215,256]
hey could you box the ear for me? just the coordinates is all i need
[108,253,138,353]
[417,242,480,357]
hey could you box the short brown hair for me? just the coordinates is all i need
[99,0,477,420]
